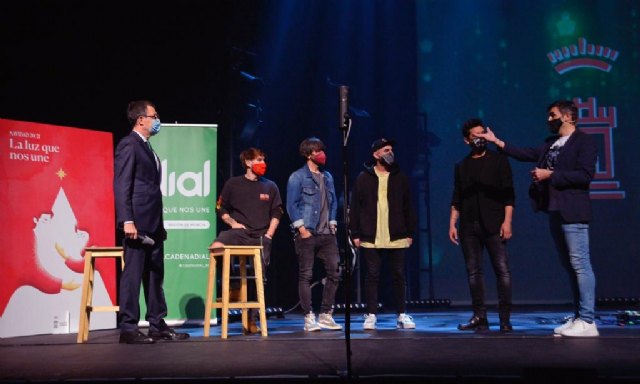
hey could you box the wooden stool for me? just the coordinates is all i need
[204,245,267,339]
[76,246,124,343]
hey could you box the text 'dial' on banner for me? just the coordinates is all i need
[150,123,217,324]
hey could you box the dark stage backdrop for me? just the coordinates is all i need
[1,1,638,314]
[226,0,421,310]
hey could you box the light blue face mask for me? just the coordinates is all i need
[150,118,162,136]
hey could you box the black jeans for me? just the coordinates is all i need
[460,221,512,319]
[361,247,407,315]
[294,234,341,314]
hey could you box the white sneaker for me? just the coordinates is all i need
[363,313,377,330]
[553,317,575,336]
[318,313,342,331]
[304,313,321,332]
[560,318,599,337]
[397,313,416,329]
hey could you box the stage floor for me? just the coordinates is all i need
[1,305,640,383]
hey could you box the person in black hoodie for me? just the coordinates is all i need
[349,138,417,330]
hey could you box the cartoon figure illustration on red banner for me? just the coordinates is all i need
[0,119,116,338]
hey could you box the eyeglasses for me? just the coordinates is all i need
[141,114,159,120]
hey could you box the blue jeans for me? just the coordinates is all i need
[549,212,596,323]
[294,234,340,314]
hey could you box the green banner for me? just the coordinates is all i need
[149,123,217,323]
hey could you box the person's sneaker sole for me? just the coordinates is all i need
[318,323,342,331]
[561,332,599,337]
[560,328,599,337]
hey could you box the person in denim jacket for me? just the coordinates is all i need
[286,137,342,332]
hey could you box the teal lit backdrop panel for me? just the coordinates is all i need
[416,0,640,304]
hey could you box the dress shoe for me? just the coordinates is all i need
[119,331,155,344]
[148,328,190,341]
[500,321,513,332]
[458,315,489,331]
[243,320,261,335]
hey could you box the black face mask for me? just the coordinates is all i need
[469,137,486,152]
[380,152,395,165]
[547,118,563,134]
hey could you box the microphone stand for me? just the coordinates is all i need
[340,114,353,378]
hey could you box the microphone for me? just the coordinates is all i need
[140,235,156,246]
[339,85,349,130]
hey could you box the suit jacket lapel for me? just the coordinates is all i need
[131,132,159,174]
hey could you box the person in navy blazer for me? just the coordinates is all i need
[479,99,599,337]
[114,100,188,344]
[449,119,515,333]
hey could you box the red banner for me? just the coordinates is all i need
[0,118,116,337]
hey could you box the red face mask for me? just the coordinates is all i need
[251,162,267,177]
[311,151,327,166]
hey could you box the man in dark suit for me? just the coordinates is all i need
[478,99,599,337]
[449,118,515,332]
[114,100,189,344]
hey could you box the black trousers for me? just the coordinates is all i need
[118,238,168,334]
[361,247,407,315]
[294,234,340,315]
[460,221,512,319]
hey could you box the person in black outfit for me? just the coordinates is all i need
[114,100,189,344]
[349,138,417,330]
[210,147,283,334]
[449,118,515,332]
